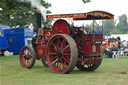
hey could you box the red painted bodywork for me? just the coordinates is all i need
[83,34,103,56]
[36,30,52,57]
[35,20,103,64]
[36,45,45,56]
[35,11,114,64]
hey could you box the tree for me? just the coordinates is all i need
[117,14,128,34]
[0,0,51,28]
[103,20,117,34]
[82,0,91,3]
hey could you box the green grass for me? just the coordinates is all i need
[0,55,128,85]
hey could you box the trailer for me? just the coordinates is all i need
[7,28,34,54]
[0,27,34,55]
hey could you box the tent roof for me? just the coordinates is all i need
[0,24,10,30]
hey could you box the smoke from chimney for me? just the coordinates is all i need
[19,0,46,21]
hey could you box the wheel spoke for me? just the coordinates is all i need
[63,53,71,56]
[57,37,62,46]
[27,60,30,66]
[61,39,66,50]
[29,58,32,63]
[64,61,67,68]
[23,58,26,64]
[57,62,61,70]
[27,54,32,59]
[56,38,61,50]
[64,48,70,53]
[62,45,69,52]
[28,50,31,54]
[48,52,56,55]
[62,63,66,70]
[64,55,71,61]
[62,56,70,64]
[51,58,58,65]
[25,60,28,66]
[51,47,57,52]
[51,42,58,51]
[51,56,57,61]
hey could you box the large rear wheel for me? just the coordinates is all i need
[47,34,78,74]
[76,58,102,71]
[20,46,36,69]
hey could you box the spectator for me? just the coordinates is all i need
[120,41,124,50]
[115,41,118,48]
[123,40,127,47]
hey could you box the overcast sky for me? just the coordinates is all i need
[1,0,127,26]
[46,0,128,19]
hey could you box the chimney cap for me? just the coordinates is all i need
[36,9,41,13]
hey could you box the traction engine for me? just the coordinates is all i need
[19,10,114,73]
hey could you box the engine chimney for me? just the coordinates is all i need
[32,9,42,49]
[36,9,41,30]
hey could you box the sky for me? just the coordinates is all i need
[1,0,127,26]
[46,0,128,19]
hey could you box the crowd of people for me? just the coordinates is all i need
[102,38,128,58]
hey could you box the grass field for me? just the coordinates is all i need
[0,55,128,85]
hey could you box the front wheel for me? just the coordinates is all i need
[19,46,36,69]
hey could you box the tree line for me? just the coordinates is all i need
[102,14,128,34]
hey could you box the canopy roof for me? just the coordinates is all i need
[46,10,114,20]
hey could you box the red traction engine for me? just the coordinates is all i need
[19,10,114,74]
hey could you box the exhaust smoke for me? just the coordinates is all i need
[19,0,46,21]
